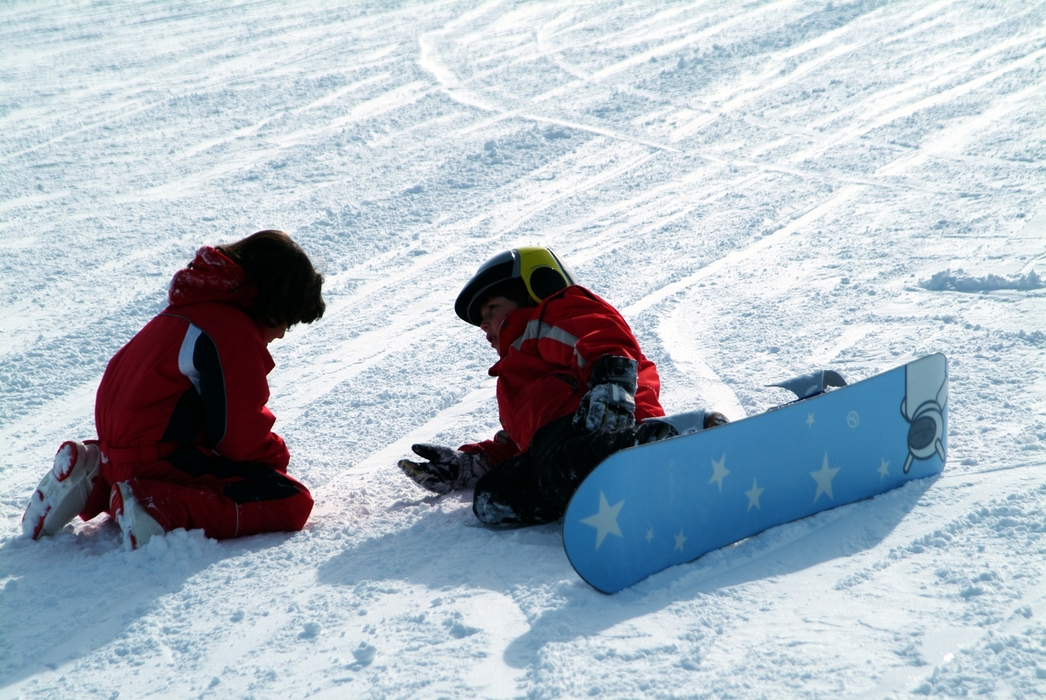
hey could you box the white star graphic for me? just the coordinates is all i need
[806,413,816,428]
[709,453,730,491]
[645,528,654,542]
[674,529,687,552]
[877,459,890,481]
[745,478,764,511]
[811,452,841,502]
[580,491,624,550]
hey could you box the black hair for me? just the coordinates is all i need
[218,230,325,327]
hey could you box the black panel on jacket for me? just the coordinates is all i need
[161,389,205,445]
[193,330,228,448]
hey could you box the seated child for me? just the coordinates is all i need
[398,246,726,525]
[22,230,325,549]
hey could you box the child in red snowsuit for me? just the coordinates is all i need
[398,247,725,526]
[22,230,325,548]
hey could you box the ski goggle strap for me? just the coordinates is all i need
[513,247,577,303]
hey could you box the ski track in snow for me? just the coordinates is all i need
[1,0,1045,698]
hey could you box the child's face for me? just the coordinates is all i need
[261,323,289,345]
[478,296,519,350]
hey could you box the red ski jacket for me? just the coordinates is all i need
[93,247,289,485]
[462,285,664,464]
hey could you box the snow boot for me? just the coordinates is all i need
[110,481,165,551]
[704,411,729,429]
[22,440,101,539]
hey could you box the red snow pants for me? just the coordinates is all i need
[81,444,313,540]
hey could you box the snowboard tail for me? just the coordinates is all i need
[562,354,948,593]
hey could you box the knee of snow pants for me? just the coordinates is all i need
[471,416,638,526]
[472,453,561,526]
[529,415,638,510]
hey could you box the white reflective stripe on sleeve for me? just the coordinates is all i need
[511,319,587,367]
[177,323,203,393]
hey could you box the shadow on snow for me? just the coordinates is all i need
[315,477,936,670]
[0,519,295,691]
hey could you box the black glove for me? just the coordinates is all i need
[397,444,490,494]
[573,355,638,432]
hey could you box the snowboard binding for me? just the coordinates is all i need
[768,369,847,403]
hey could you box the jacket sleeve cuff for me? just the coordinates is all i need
[459,438,518,466]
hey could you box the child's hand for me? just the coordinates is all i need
[397,445,490,493]
[574,383,636,431]
[574,355,639,432]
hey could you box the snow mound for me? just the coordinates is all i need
[919,268,1044,293]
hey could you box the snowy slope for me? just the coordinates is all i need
[1,0,1045,697]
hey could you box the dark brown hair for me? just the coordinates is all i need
[480,277,537,310]
[218,230,325,327]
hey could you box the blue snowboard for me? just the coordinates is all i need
[563,354,949,593]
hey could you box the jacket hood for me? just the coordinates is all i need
[168,246,258,308]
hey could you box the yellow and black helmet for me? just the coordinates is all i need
[455,247,577,325]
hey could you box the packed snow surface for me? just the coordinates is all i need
[2,0,1045,698]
